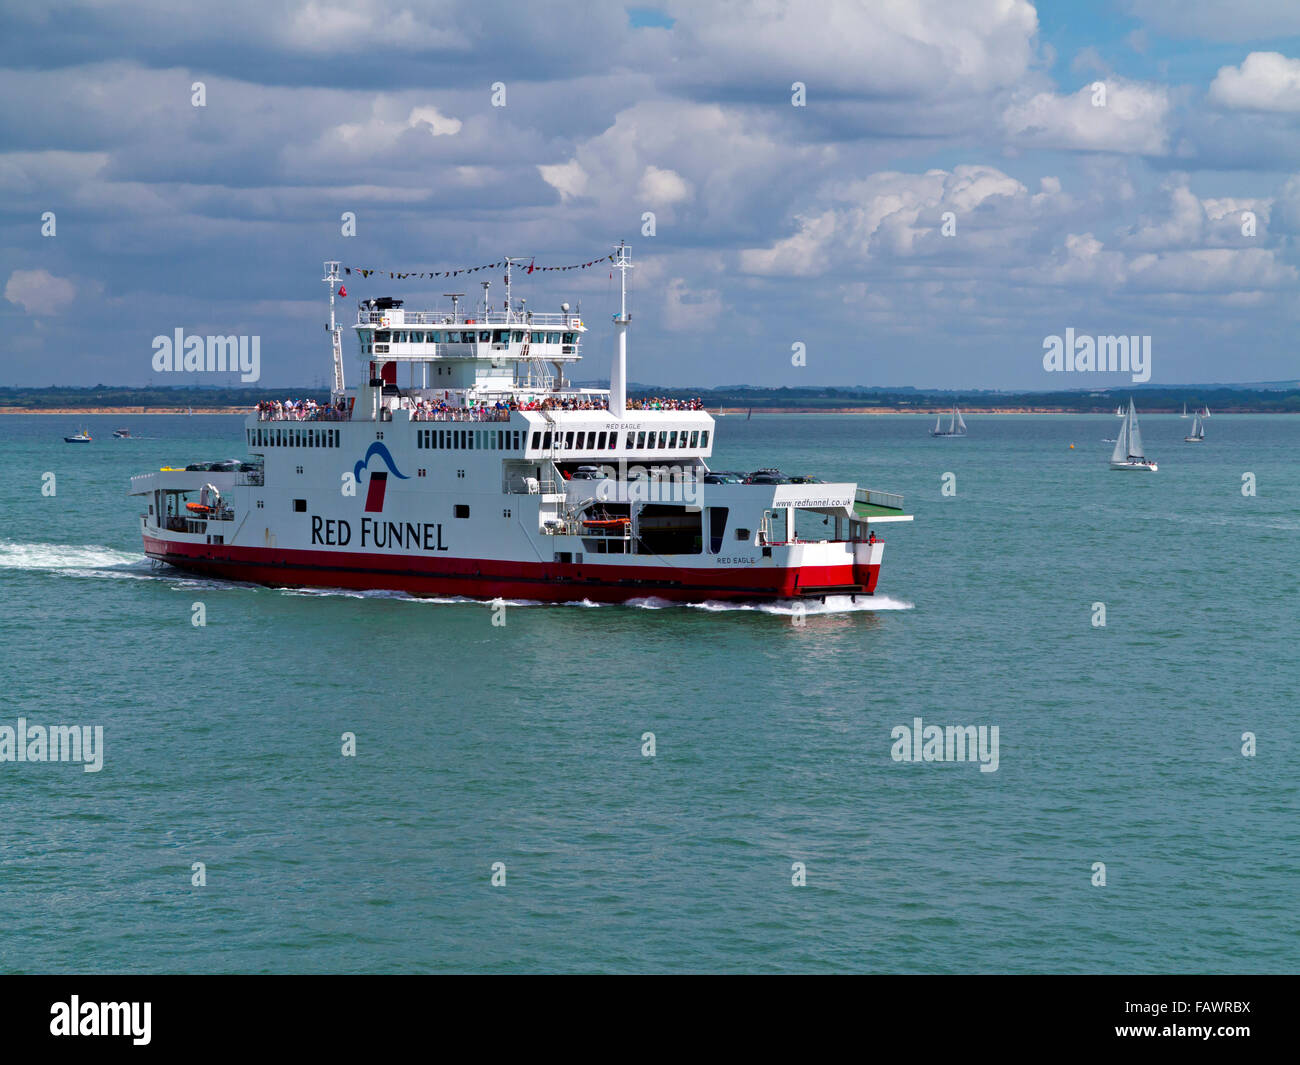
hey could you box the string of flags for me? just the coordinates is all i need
[345,253,616,281]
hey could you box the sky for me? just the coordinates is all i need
[3,0,1300,390]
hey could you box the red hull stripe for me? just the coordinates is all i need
[143,537,881,602]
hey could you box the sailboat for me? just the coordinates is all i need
[1110,400,1157,471]
[1202,405,1211,418]
[930,405,967,437]
[1184,410,1205,443]
[1115,405,1124,417]
[1180,403,1188,418]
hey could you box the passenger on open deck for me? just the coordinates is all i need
[257,398,351,421]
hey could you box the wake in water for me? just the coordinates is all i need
[626,594,913,614]
[0,540,145,573]
[0,540,225,588]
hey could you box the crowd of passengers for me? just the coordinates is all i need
[626,397,706,410]
[409,395,613,420]
[256,394,706,420]
[256,398,350,421]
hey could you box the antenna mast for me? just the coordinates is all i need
[323,261,344,397]
[610,241,632,418]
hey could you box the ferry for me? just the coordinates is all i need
[129,246,912,602]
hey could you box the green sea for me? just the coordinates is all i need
[0,412,1295,973]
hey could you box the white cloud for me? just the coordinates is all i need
[637,165,692,207]
[329,101,462,150]
[1208,52,1300,112]
[1121,180,1272,249]
[1002,79,1171,155]
[667,0,1040,100]
[5,269,77,315]
[739,164,1048,276]
[537,159,589,202]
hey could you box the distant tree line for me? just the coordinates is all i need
[2,383,1298,412]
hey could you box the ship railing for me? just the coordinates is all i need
[357,310,582,328]
[236,471,265,487]
[856,487,904,510]
[410,408,512,422]
[256,408,352,422]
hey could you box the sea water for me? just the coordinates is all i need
[0,413,1295,973]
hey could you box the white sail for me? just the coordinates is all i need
[955,408,967,433]
[1111,413,1129,464]
[1181,403,1188,418]
[934,415,941,433]
[1126,399,1145,459]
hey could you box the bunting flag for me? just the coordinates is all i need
[340,253,616,281]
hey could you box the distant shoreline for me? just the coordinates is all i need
[3,405,1291,416]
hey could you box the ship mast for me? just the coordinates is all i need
[323,260,344,397]
[610,240,632,418]
[504,256,530,320]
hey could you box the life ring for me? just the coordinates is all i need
[381,318,389,327]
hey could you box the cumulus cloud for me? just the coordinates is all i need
[1002,79,1172,155]
[5,269,77,315]
[1120,179,1271,249]
[637,165,692,207]
[1208,52,1300,112]
[328,101,462,150]
[666,0,1039,100]
[739,164,1059,276]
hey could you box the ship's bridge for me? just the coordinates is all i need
[356,296,586,396]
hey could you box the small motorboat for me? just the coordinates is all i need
[112,428,131,438]
[64,428,92,443]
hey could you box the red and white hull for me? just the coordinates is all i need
[142,534,882,602]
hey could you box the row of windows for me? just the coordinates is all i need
[375,330,577,345]
[249,427,340,448]
[418,428,523,451]
[528,429,710,452]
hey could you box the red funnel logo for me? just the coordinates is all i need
[364,471,388,512]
